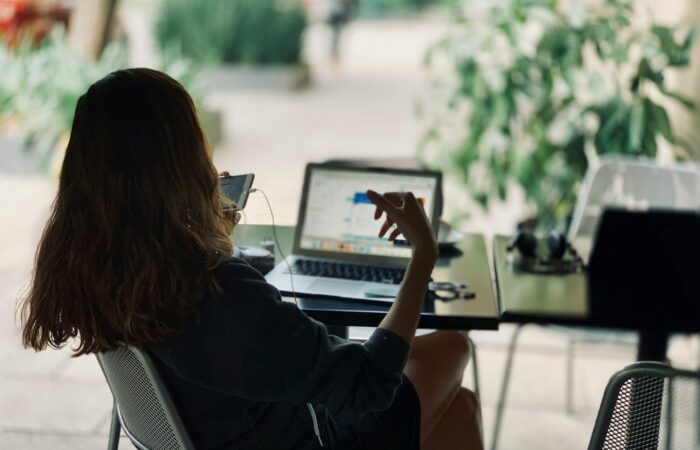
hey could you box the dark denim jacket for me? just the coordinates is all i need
[149,258,409,449]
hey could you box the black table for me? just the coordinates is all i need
[493,234,698,362]
[491,234,700,450]
[233,224,500,334]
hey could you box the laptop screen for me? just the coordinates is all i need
[298,166,440,259]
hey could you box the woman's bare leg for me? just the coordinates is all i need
[422,387,484,450]
[403,330,472,440]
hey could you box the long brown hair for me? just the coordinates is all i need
[21,68,233,356]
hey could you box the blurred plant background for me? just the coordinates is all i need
[1,0,698,223]
[355,0,454,19]
[155,0,307,65]
[0,0,203,173]
[1,1,700,449]
[0,29,197,171]
[420,0,696,228]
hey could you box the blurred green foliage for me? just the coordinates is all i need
[0,29,197,171]
[420,0,696,228]
[356,0,455,18]
[155,0,307,65]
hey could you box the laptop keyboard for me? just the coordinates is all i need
[290,259,405,284]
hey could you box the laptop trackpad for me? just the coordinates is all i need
[308,279,363,297]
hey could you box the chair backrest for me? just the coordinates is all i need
[96,345,195,450]
[567,157,700,261]
[588,361,700,450]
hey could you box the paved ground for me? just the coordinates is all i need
[1,10,699,450]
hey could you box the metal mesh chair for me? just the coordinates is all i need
[588,361,700,450]
[96,345,195,450]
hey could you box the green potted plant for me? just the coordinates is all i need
[356,0,452,19]
[420,0,696,229]
[0,29,201,174]
[155,0,310,90]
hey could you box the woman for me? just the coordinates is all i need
[22,68,482,449]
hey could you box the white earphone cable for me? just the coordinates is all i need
[250,188,298,307]
[251,188,321,446]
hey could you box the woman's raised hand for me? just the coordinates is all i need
[369,190,438,343]
[366,190,438,261]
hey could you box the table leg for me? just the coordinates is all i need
[637,330,669,362]
[490,324,524,450]
[665,375,674,450]
[468,336,483,436]
[566,337,575,415]
[108,400,121,450]
[625,330,669,449]
[697,340,700,447]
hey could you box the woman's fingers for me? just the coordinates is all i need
[367,190,399,216]
[368,190,425,242]
[379,218,395,237]
[368,190,411,237]
[382,191,404,207]
[388,227,402,241]
[367,189,436,253]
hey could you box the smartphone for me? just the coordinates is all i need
[220,174,255,211]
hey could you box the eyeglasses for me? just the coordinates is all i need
[428,281,475,301]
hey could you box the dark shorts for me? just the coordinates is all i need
[325,374,421,450]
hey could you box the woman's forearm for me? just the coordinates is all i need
[377,247,437,344]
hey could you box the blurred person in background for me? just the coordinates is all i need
[327,0,352,62]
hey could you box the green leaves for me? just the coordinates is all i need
[658,88,695,110]
[627,102,644,151]
[0,30,199,172]
[155,0,307,66]
[647,99,673,144]
[652,26,696,67]
[593,98,672,157]
[421,0,695,227]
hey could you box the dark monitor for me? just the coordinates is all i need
[588,209,700,332]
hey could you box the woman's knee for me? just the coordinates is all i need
[407,331,471,387]
[457,387,479,412]
[449,387,480,426]
[456,388,484,447]
[433,330,471,368]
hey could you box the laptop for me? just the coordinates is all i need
[265,163,442,302]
